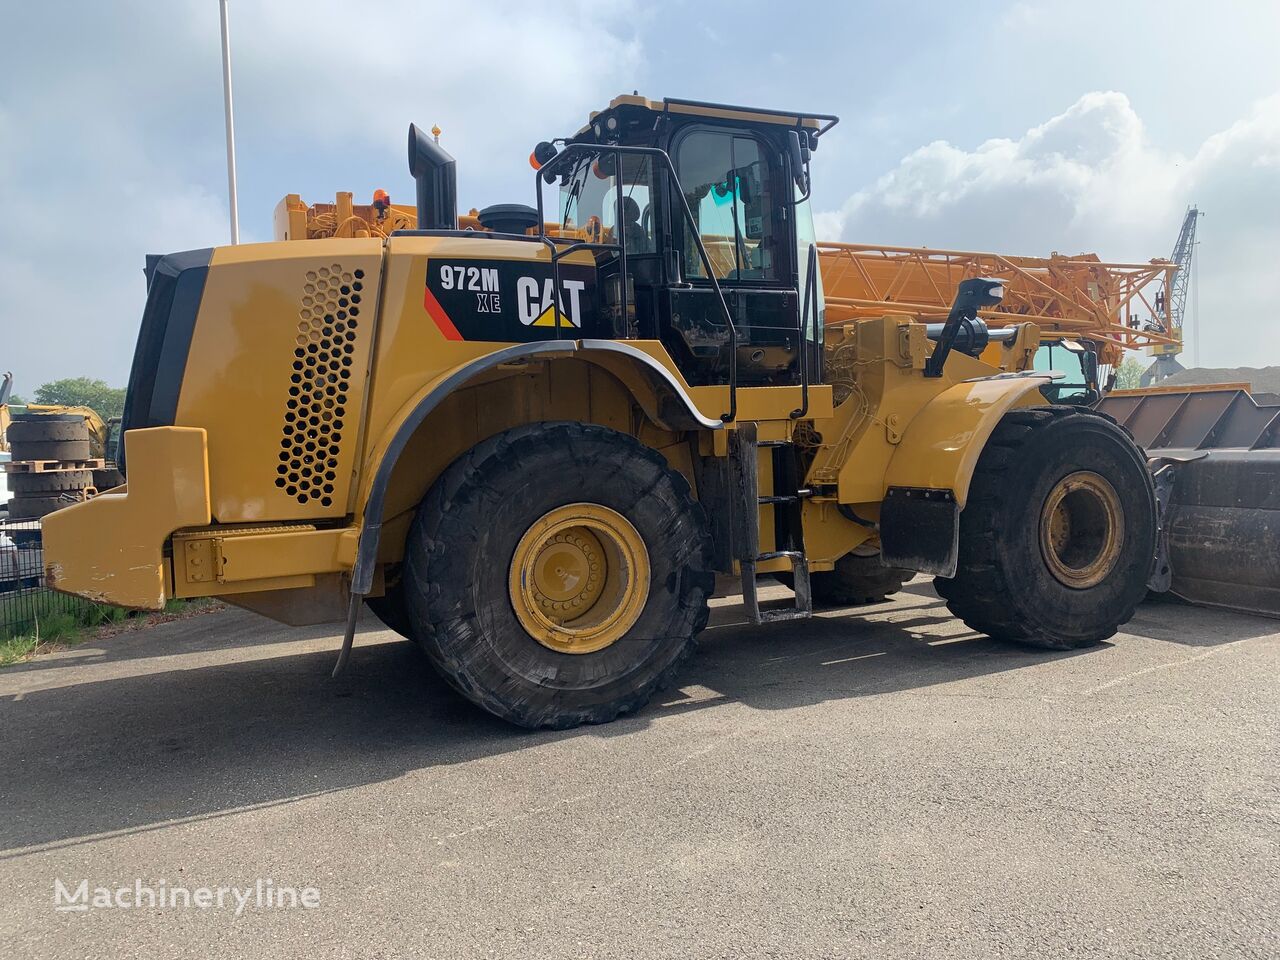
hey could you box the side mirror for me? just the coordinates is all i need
[1082,347,1099,386]
[787,130,808,193]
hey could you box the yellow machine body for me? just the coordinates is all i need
[43,232,1043,615]
[45,96,1052,619]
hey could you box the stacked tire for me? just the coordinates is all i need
[4,413,94,520]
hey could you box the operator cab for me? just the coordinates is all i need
[535,95,839,389]
[1033,337,1101,405]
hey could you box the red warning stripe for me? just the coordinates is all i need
[423,285,463,341]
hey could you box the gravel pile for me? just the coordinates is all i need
[1162,366,1280,396]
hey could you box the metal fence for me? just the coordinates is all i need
[0,518,106,639]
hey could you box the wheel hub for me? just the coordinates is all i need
[1039,470,1125,589]
[529,530,605,617]
[509,503,650,654]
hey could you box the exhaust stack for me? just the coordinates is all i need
[408,123,457,230]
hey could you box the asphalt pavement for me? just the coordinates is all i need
[1,580,1276,959]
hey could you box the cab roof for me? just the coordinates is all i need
[576,95,839,141]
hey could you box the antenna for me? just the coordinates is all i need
[219,0,240,244]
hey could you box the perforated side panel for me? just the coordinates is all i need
[276,264,366,506]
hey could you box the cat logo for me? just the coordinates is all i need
[424,257,597,342]
[516,276,587,328]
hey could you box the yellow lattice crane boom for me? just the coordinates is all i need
[817,242,1178,368]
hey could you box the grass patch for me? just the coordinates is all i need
[0,593,222,667]
[0,592,128,665]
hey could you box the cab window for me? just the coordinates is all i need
[676,129,779,282]
[559,154,656,253]
[1033,340,1090,402]
[793,185,823,342]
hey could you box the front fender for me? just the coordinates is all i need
[885,374,1052,509]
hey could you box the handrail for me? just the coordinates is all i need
[792,243,817,419]
[534,142,741,422]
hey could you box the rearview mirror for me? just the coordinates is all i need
[787,130,808,192]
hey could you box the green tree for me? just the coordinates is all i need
[32,378,126,420]
[1113,356,1146,391]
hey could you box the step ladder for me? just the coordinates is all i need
[731,423,813,624]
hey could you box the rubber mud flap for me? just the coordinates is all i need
[879,486,959,577]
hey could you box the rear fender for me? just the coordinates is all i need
[349,340,719,594]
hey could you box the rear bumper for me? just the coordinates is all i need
[43,427,211,610]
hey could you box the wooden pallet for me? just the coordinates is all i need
[2,458,105,474]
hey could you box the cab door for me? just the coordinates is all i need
[662,125,801,386]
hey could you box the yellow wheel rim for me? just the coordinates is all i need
[1039,470,1125,589]
[509,503,650,654]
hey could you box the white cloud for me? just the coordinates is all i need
[817,91,1280,367]
[0,1,643,393]
[4,2,1277,391]
[233,0,643,203]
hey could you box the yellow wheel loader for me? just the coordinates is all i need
[44,96,1158,728]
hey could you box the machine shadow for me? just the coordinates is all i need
[0,596,1091,855]
[901,576,1276,647]
[1120,596,1279,646]
[0,606,349,674]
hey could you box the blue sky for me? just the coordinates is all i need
[3,0,1279,391]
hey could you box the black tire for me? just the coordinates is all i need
[8,494,80,520]
[935,406,1156,651]
[9,470,92,496]
[11,412,82,422]
[8,439,92,462]
[92,468,124,491]
[775,552,909,606]
[6,418,90,444]
[403,421,714,729]
[810,552,911,606]
[365,573,413,639]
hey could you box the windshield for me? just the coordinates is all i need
[1033,340,1090,403]
[558,153,655,252]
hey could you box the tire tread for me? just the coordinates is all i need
[938,405,1152,651]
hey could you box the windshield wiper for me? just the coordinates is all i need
[561,162,587,228]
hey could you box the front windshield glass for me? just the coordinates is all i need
[1033,340,1089,401]
[558,154,655,252]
